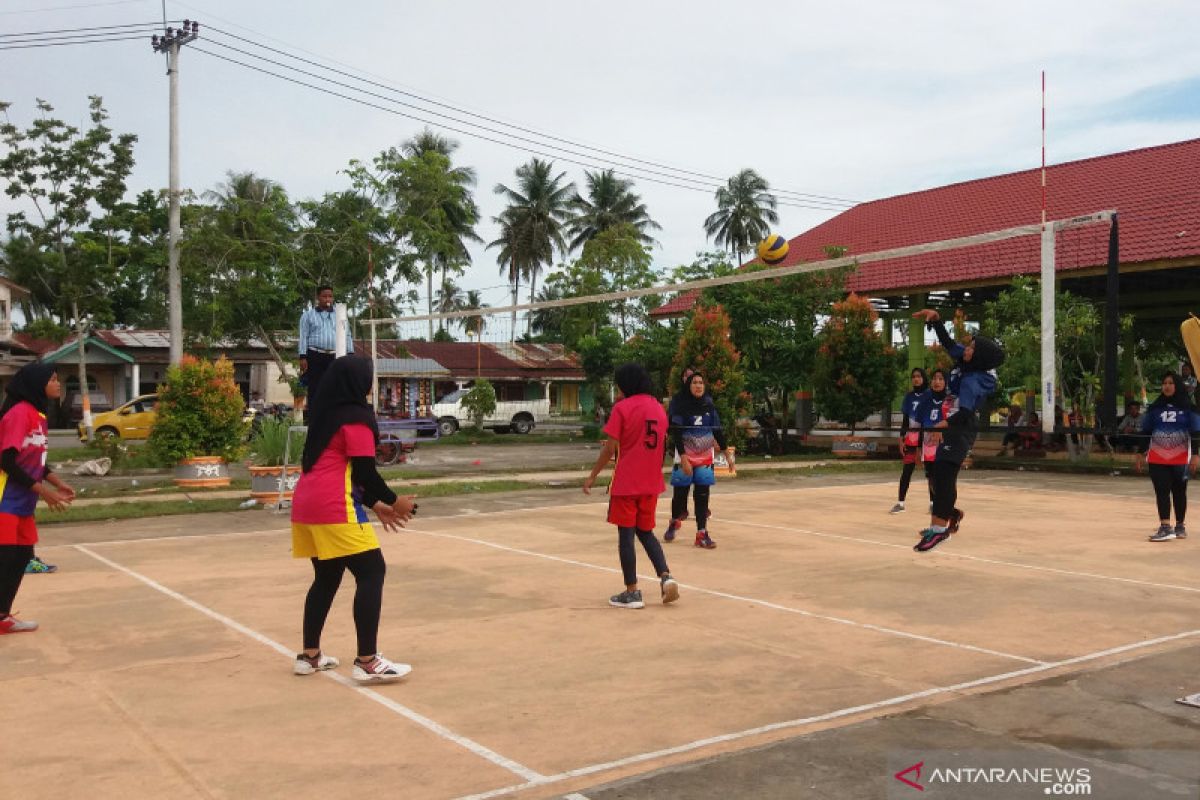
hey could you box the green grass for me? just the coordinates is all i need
[36,497,253,524]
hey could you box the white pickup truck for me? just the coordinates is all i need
[431,388,550,436]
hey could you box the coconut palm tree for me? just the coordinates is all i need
[460,289,488,338]
[567,169,660,252]
[486,217,531,341]
[397,129,481,339]
[703,168,780,266]
[493,158,575,334]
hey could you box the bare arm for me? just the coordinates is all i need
[582,437,619,494]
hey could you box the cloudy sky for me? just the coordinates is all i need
[3,0,1199,322]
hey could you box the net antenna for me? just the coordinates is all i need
[362,210,1116,434]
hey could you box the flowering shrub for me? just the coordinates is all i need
[149,356,248,462]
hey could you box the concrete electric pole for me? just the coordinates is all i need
[151,20,199,366]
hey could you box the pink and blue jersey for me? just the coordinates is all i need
[0,401,48,517]
[291,424,375,525]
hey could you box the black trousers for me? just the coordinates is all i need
[302,351,335,423]
[617,527,669,586]
[302,548,387,657]
[0,544,33,616]
[671,484,711,530]
[1148,463,1188,523]
[930,460,962,521]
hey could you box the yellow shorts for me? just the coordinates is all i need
[291,522,380,560]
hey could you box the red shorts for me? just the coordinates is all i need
[0,513,38,546]
[607,494,658,530]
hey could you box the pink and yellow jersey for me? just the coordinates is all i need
[291,424,375,526]
[0,401,48,517]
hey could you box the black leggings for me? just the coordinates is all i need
[671,484,711,530]
[898,461,917,502]
[617,527,669,586]
[0,544,33,616]
[930,460,962,521]
[303,548,387,657]
[1148,463,1188,524]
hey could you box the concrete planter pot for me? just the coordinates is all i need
[248,464,302,501]
[173,456,232,488]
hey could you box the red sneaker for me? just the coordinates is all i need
[694,531,717,549]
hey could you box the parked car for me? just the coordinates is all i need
[79,393,256,442]
[430,387,549,436]
[79,394,158,441]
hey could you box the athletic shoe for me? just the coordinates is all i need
[914,528,951,552]
[695,531,717,549]
[1175,524,1187,540]
[351,654,412,683]
[660,575,680,605]
[293,652,340,676]
[889,502,906,514]
[609,589,644,609]
[0,614,38,634]
[1149,524,1177,542]
[664,517,683,543]
[24,556,57,574]
[947,508,965,534]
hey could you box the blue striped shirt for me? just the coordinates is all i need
[298,306,353,355]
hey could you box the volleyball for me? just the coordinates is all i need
[757,234,789,265]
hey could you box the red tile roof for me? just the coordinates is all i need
[365,341,584,381]
[653,137,1200,316]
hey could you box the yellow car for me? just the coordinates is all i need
[79,394,160,442]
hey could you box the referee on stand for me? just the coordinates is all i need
[298,285,353,423]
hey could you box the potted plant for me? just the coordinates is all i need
[247,418,305,501]
[149,356,247,487]
[286,374,307,420]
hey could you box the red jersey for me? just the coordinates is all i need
[291,424,375,525]
[603,394,667,496]
[0,401,48,517]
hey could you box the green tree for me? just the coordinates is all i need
[812,294,899,433]
[568,169,660,251]
[0,96,136,431]
[577,327,623,415]
[669,304,746,444]
[619,319,682,398]
[703,168,779,265]
[575,224,659,339]
[461,379,497,431]
[493,158,575,335]
[705,260,850,443]
[538,261,609,350]
[460,289,488,339]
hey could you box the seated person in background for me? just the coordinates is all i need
[1001,403,1023,455]
[1115,401,1144,451]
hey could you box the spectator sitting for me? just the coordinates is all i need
[1000,404,1023,455]
[1115,401,1144,451]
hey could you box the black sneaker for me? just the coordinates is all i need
[946,508,965,534]
[609,589,644,609]
[914,528,951,552]
[1149,524,1177,542]
[1175,524,1187,540]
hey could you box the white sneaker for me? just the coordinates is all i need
[352,654,412,683]
[660,575,680,605]
[0,614,37,634]
[293,652,340,675]
[889,502,905,514]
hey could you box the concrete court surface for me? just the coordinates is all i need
[3,471,1198,800]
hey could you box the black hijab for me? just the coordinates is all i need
[671,369,711,416]
[908,367,928,394]
[928,369,949,402]
[1,361,56,417]
[614,363,654,398]
[1148,372,1192,411]
[300,355,379,472]
[966,334,1005,372]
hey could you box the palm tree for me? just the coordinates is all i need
[434,277,464,338]
[703,168,780,266]
[567,169,660,252]
[460,289,488,338]
[398,129,481,339]
[486,218,529,341]
[493,158,574,334]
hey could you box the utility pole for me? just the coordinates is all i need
[151,20,199,366]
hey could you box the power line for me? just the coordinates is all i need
[0,21,163,36]
[201,24,858,206]
[190,44,852,213]
[200,34,849,213]
[0,33,147,50]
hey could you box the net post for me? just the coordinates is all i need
[1040,225,1056,434]
[1103,215,1120,437]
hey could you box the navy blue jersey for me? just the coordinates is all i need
[1140,400,1200,465]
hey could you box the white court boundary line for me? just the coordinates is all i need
[407,527,1042,665]
[453,627,1200,800]
[697,512,1200,597]
[74,544,545,784]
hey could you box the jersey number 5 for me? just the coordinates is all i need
[643,419,659,449]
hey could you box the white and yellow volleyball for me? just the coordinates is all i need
[756,234,789,265]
